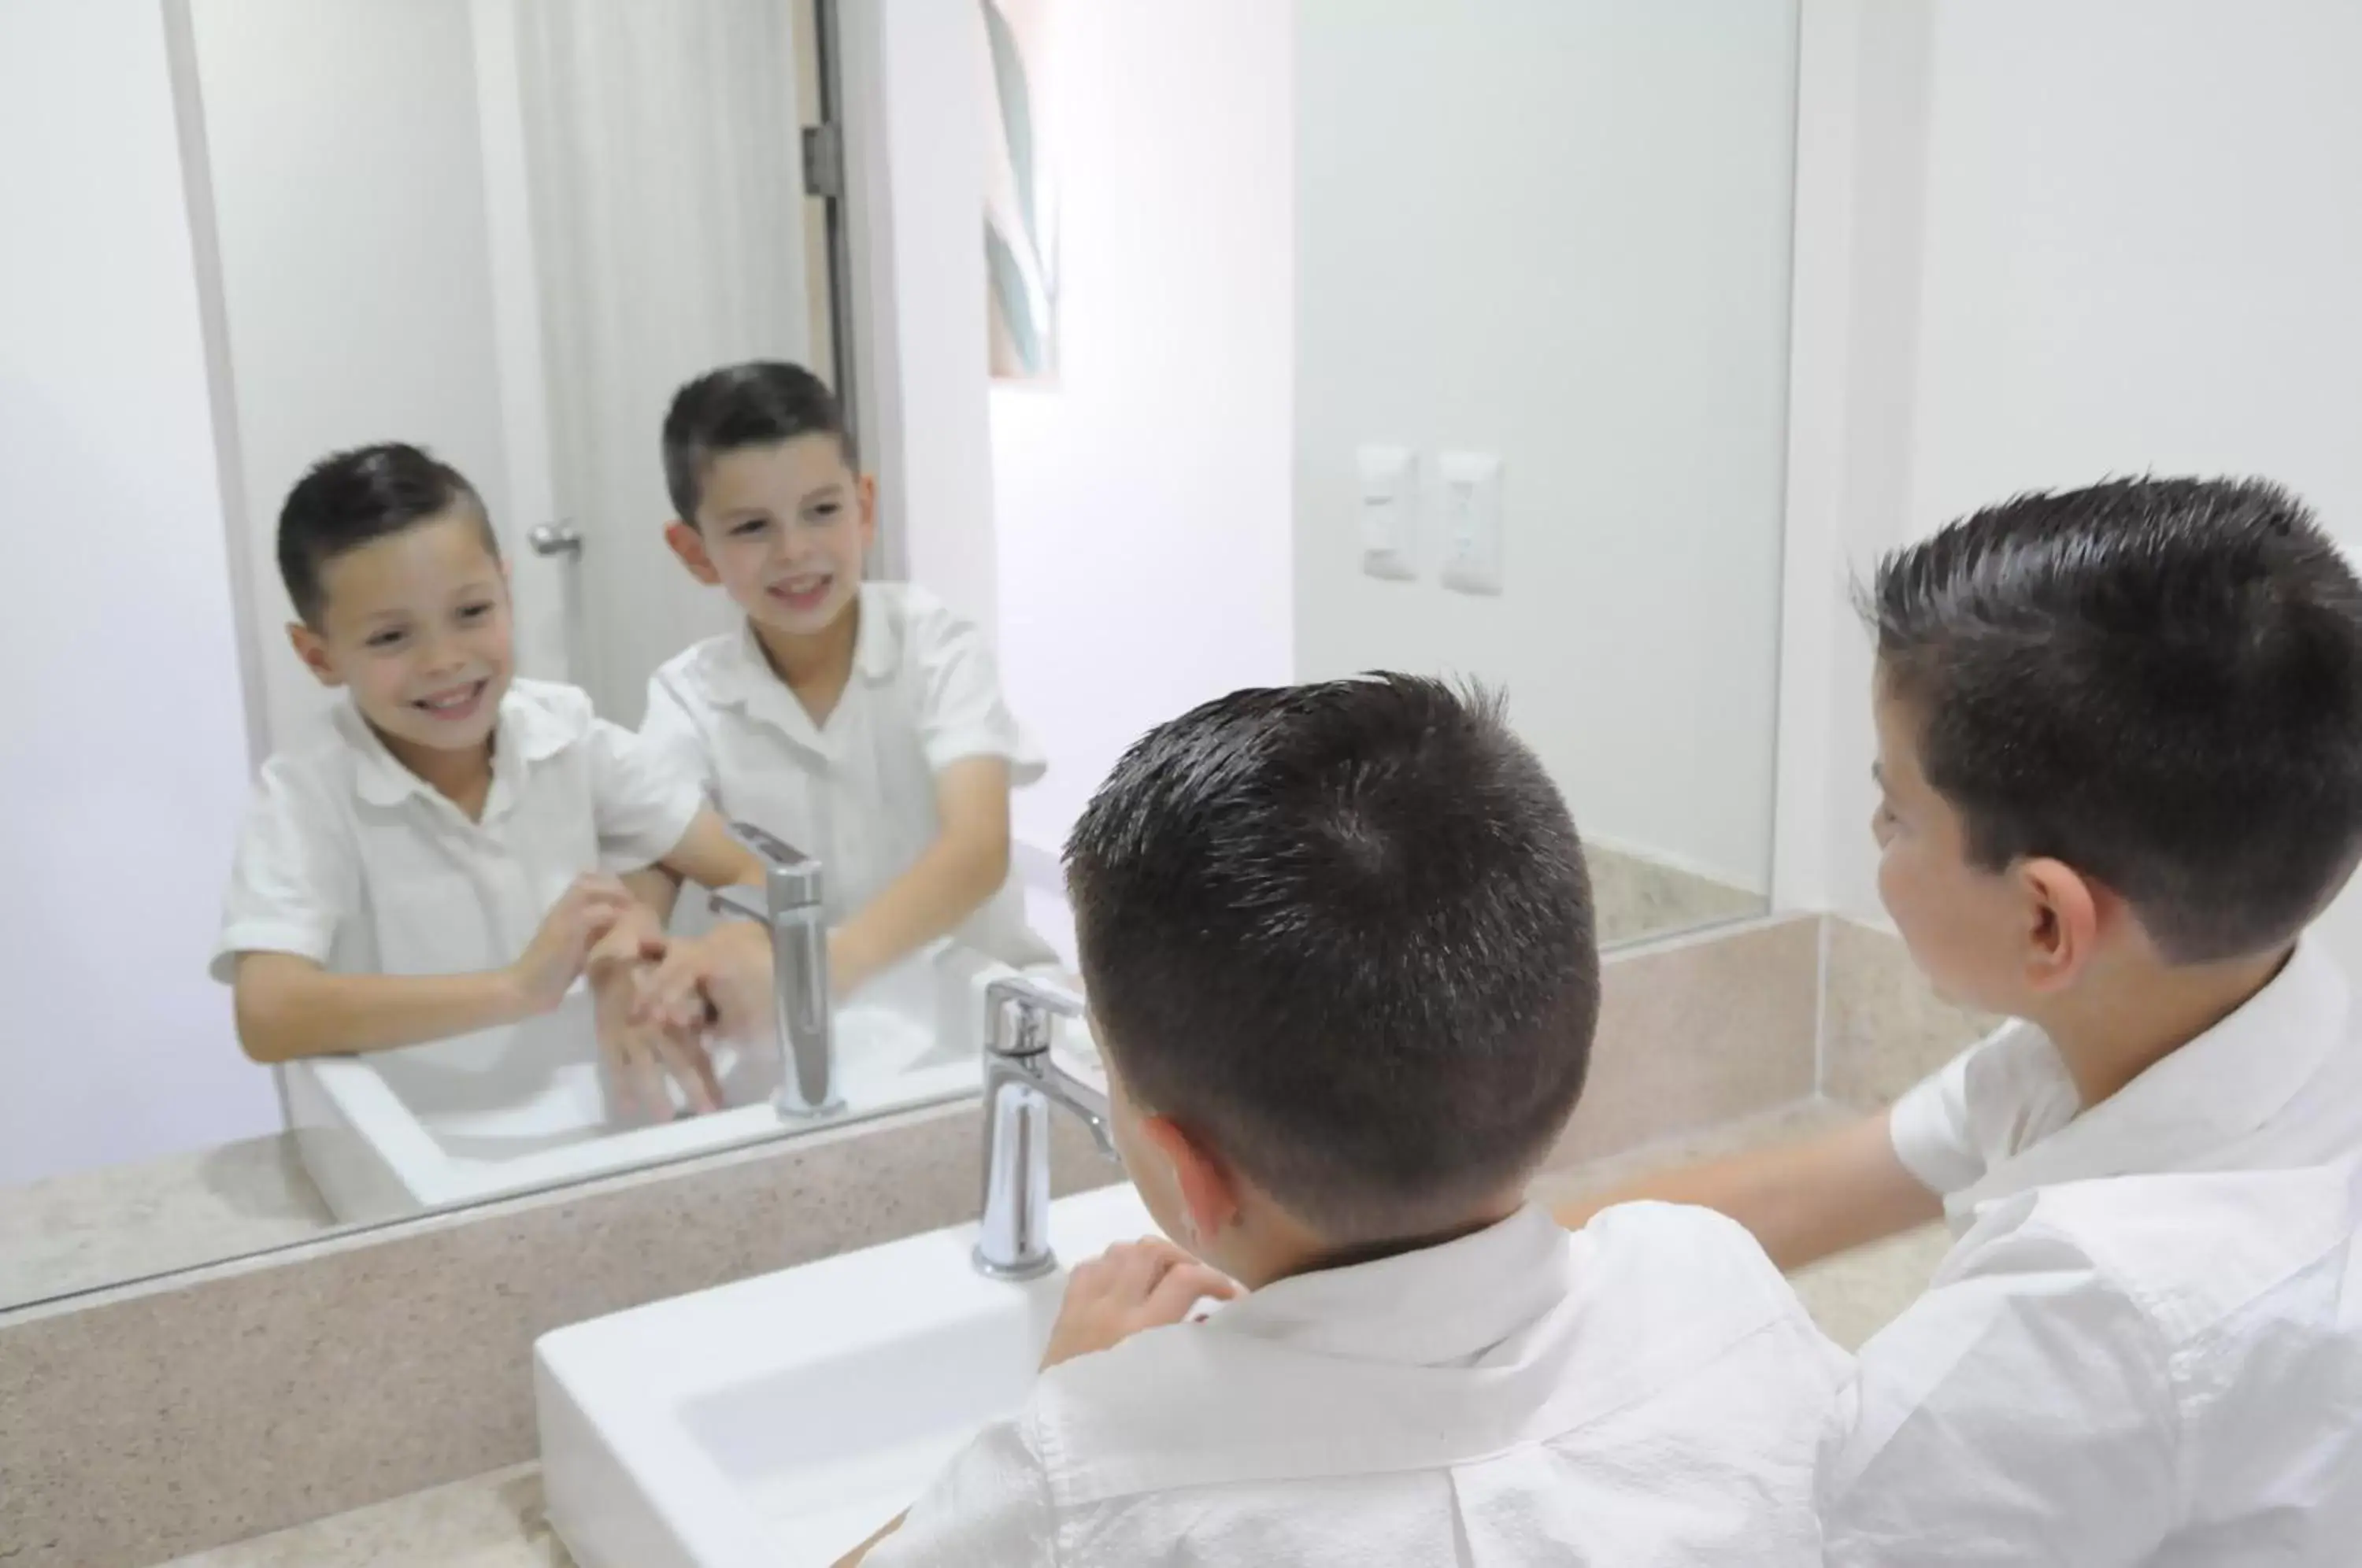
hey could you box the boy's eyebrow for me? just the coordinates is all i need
[800,483,847,503]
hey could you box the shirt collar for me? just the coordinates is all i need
[701,588,896,749]
[1964,936,2352,1207]
[342,685,572,811]
[1204,1204,1575,1365]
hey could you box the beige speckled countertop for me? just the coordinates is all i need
[168,1096,1949,1567]
[163,1465,567,1568]
[0,1133,339,1311]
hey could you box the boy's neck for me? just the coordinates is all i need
[376,726,496,820]
[2034,941,2295,1109]
[1231,1192,1527,1292]
[750,597,861,723]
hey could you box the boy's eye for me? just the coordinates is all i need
[810,501,841,520]
[458,601,494,621]
[366,628,408,649]
[729,518,768,538]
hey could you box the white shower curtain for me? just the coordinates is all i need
[513,0,813,726]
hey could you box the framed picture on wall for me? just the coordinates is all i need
[983,0,1058,383]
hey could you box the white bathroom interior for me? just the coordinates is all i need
[5,0,2362,1562]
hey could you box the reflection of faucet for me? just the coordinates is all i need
[708,823,840,1119]
[974,975,1118,1279]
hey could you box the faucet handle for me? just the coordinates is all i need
[984,974,1086,1059]
[726,822,823,916]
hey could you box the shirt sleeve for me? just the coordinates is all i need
[909,598,1047,785]
[861,1413,1057,1566]
[585,716,706,874]
[639,665,721,805]
[1886,1042,1986,1197]
[1819,1215,2180,1567]
[210,757,357,983]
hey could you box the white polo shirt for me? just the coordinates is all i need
[1822,1159,2362,1566]
[1888,937,2362,1230]
[1821,937,2362,1564]
[213,679,703,981]
[868,1204,1849,1566]
[639,582,1053,968]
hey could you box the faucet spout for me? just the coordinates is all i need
[973,974,1120,1279]
[709,823,839,1119]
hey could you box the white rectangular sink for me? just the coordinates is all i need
[282,942,1012,1222]
[536,1180,1157,1568]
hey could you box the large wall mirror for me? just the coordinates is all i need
[2,0,1797,1315]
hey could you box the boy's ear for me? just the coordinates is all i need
[664,520,724,586]
[1137,1114,1243,1248]
[286,622,343,690]
[856,472,879,553]
[2018,856,2103,993]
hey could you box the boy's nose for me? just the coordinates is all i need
[418,634,468,676]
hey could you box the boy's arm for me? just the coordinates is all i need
[653,808,765,894]
[832,756,1014,994]
[1550,1109,1942,1273]
[231,875,635,1062]
[831,1515,905,1568]
[1822,1220,2176,1566]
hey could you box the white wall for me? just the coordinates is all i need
[1780,0,2362,954]
[1294,1,1799,893]
[987,0,1297,852]
[0,0,273,1185]
[190,0,520,749]
[871,0,1005,643]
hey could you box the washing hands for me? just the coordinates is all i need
[585,904,727,1123]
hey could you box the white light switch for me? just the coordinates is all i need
[1357,445,1418,581]
[1438,451,1504,595]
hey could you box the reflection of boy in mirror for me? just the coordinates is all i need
[1557,479,2362,1562]
[842,678,1847,1566]
[635,361,1052,1006]
[214,443,769,1122]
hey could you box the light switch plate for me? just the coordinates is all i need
[1357,445,1419,581]
[1438,451,1504,595]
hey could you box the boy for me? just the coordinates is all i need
[847,676,1849,1565]
[636,361,1051,1000]
[216,443,765,1121]
[1560,478,2362,1561]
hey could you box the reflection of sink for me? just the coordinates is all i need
[536,1182,1153,1568]
[281,942,1011,1222]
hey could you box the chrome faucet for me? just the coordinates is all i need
[709,823,841,1119]
[973,974,1117,1279]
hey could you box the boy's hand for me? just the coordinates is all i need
[590,959,724,1121]
[509,875,637,1015]
[583,900,666,986]
[1038,1238,1239,1371]
[632,921,772,1039]
[579,903,725,1120]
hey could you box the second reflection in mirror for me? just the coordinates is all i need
[220,363,1057,1220]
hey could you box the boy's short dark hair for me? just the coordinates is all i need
[277,443,492,627]
[661,361,853,523]
[1064,675,1598,1244]
[1871,475,2362,963]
